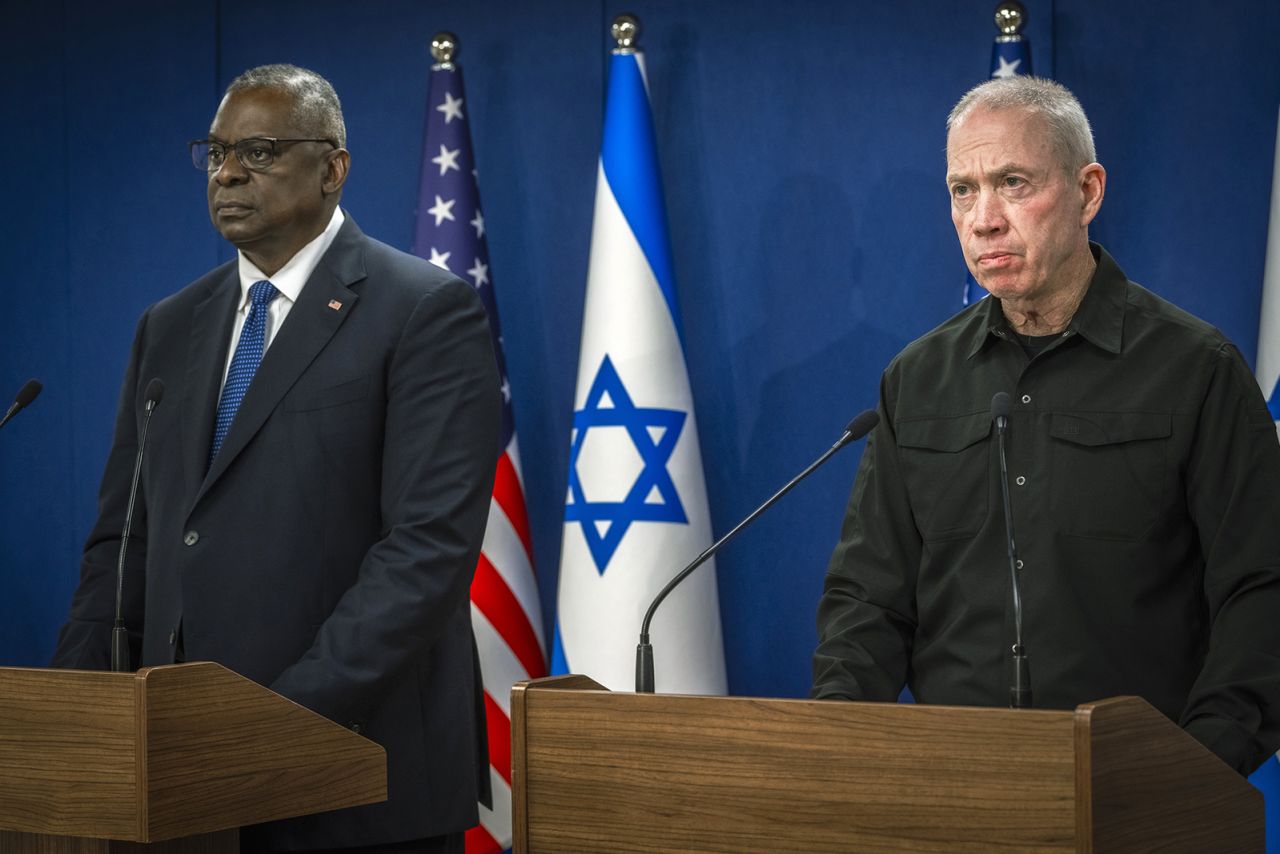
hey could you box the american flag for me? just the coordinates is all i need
[412,47,547,854]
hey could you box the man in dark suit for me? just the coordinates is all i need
[52,64,499,853]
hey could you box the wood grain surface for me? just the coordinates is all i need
[137,662,385,842]
[513,682,1264,854]
[514,681,1077,852]
[1075,697,1263,853]
[0,827,237,853]
[0,663,386,846]
[0,668,139,839]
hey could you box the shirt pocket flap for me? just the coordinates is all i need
[897,412,992,453]
[1049,412,1171,447]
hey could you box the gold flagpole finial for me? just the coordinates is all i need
[994,2,1027,40]
[431,31,458,69]
[612,14,639,53]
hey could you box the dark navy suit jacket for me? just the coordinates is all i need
[53,214,499,849]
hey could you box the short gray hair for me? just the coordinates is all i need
[225,64,347,149]
[947,76,1095,175]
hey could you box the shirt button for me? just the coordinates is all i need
[1016,559,1025,570]
[183,530,199,546]
[1020,394,1031,404]
[1015,476,1027,486]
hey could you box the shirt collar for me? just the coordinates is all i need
[235,207,346,309]
[963,242,1128,359]
[1066,243,1127,355]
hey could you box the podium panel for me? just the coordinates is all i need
[0,663,386,850]
[511,676,1262,853]
[0,828,237,853]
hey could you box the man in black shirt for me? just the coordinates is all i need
[813,76,1280,776]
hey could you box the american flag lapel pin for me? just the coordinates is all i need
[328,299,343,311]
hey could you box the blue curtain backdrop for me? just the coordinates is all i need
[3,0,1278,825]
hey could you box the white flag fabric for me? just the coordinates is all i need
[1251,110,1280,847]
[1258,106,1280,439]
[552,47,726,694]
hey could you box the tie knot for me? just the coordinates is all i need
[249,280,279,309]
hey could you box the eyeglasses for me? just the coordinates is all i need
[189,137,337,172]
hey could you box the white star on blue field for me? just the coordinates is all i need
[992,55,1023,78]
[565,355,688,574]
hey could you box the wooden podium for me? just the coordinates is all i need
[511,676,1263,853]
[0,662,386,853]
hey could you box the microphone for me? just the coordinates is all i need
[0,379,43,430]
[112,378,165,673]
[991,392,1032,709]
[635,409,880,693]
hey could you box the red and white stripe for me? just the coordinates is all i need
[466,439,546,853]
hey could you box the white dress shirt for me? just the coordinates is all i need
[219,207,346,389]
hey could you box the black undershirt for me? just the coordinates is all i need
[1015,331,1057,359]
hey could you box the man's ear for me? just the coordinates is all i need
[322,148,350,195]
[1079,162,1106,228]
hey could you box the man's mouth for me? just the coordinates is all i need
[977,251,1017,266]
[215,201,254,217]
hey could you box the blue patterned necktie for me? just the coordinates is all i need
[210,280,279,465]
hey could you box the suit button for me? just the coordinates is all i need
[350,722,363,734]
[183,530,199,546]
[168,631,176,645]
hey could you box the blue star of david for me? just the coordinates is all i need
[565,355,688,574]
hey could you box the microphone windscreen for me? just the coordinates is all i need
[843,409,880,442]
[15,379,42,408]
[990,391,1011,421]
[144,378,165,408]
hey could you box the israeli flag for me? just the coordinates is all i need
[1258,106,1280,436]
[552,46,726,694]
[1250,106,1280,854]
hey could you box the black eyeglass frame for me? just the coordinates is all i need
[188,137,338,172]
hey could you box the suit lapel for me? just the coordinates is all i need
[196,216,366,504]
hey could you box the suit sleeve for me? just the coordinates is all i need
[269,278,501,725]
[1179,343,1280,776]
[812,371,919,701]
[50,312,150,669]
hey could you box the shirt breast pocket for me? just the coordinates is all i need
[897,412,992,542]
[1050,411,1170,541]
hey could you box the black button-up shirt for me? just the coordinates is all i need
[814,244,1280,775]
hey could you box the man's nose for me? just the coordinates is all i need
[212,153,249,185]
[971,189,1006,235]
